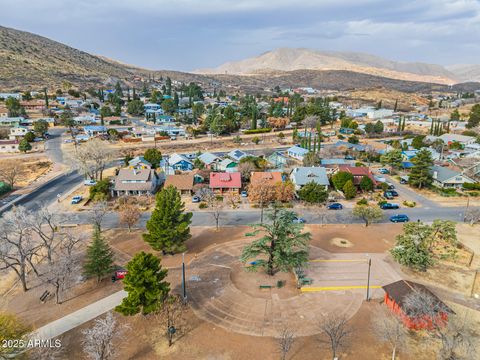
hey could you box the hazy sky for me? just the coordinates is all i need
[1,0,479,71]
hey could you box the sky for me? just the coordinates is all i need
[0,0,479,71]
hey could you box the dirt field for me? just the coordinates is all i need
[0,156,52,189]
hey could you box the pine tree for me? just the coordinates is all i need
[18,139,31,153]
[83,226,114,282]
[115,252,170,316]
[409,148,434,189]
[143,186,192,253]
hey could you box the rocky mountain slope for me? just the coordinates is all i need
[196,48,467,85]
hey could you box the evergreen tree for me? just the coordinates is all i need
[380,149,403,171]
[18,139,31,153]
[43,87,49,108]
[240,208,311,276]
[343,180,357,199]
[143,186,192,253]
[115,252,170,316]
[143,148,162,168]
[114,81,123,97]
[166,77,172,96]
[409,148,434,189]
[393,99,398,112]
[298,182,328,204]
[83,226,114,282]
[359,176,374,192]
[466,104,480,128]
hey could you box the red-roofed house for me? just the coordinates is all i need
[338,166,377,186]
[209,172,242,193]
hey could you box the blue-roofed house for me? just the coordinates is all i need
[227,149,249,162]
[290,167,330,191]
[198,152,222,170]
[320,158,356,166]
[168,153,194,171]
[287,145,309,161]
[267,152,289,169]
[84,125,107,137]
[402,161,414,169]
[402,150,418,161]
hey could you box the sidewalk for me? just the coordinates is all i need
[33,290,127,340]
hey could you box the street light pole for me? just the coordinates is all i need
[366,258,372,301]
[182,253,187,304]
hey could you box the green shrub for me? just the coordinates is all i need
[463,183,480,191]
[378,200,387,206]
[89,179,110,201]
[402,200,416,207]
[0,181,12,196]
[198,202,208,209]
[357,198,368,205]
[215,195,224,201]
[243,128,272,134]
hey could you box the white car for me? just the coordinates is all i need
[84,179,96,186]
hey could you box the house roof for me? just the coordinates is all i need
[430,165,473,183]
[113,168,157,191]
[334,141,366,151]
[198,152,220,165]
[439,133,475,144]
[164,174,194,191]
[290,167,329,186]
[210,172,242,189]
[287,145,309,156]
[321,158,355,166]
[227,149,248,161]
[168,153,193,166]
[250,171,283,185]
[382,280,452,314]
[219,158,237,167]
[128,156,152,168]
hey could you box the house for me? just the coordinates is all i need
[144,103,161,111]
[9,126,30,139]
[218,158,238,172]
[286,145,309,161]
[333,141,367,152]
[168,153,194,171]
[111,163,161,196]
[250,172,283,186]
[74,115,97,125]
[320,159,356,166]
[289,167,330,191]
[20,100,45,110]
[430,165,475,189]
[192,169,211,184]
[209,172,242,193]
[164,174,194,195]
[0,117,24,127]
[438,134,476,147]
[84,125,107,137]
[0,93,22,100]
[128,156,152,168]
[267,152,289,169]
[0,140,20,153]
[198,152,222,170]
[338,166,377,186]
[402,150,418,161]
[382,280,452,330]
[227,149,249,162]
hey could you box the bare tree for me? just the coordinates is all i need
[238,161,256,181]
[404,291,476,360]
[0,207,41,291]
[118,202,140,232]
[42,249,81,304]
[303,115,319,130]
[59,230,86,257]
[201,189,223,230]
[318,314,352,360]
[372,307,408,360]
[225,191,240,209]
[152,294,187,347]
[464,208,480,225]
[82,312,122,360]
[277,327,295,360]
[90,201,109,231]
[0,160,22,188]
[68,138,113,181]
[28,207,62,264]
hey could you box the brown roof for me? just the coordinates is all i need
[113,168,157,191]
[382,280,452,313]
[164,174,194,191]
[250,171,283,185]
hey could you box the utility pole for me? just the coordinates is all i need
[182,253,187,304]
[366,258,372,301]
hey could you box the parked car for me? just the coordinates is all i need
[400,177,409,184]
[111,268,128,282]
[374,175,386,183]
[386,182,395,190]
[71,195,83,204]
[384,192,394,200]
[328,203,343,210]
[378,168,390,174]
[389,214,410,223]
[170,136,177,140]
[380,203,399,210]
[192,196,201,203]
[241,190,248,197]
[84,179,97,186]
[292,216,306,224]
[344,155,355,160]
[389,190,399,197]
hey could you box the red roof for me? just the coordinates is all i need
[338,166,376,185]
[209,172,241,189]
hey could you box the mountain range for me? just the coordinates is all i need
[196,48,480,84]
[0,25,479,93]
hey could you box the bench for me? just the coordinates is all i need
[259,285,272,289]
[299,278,313,286]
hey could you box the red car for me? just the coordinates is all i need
[111,269,128,282]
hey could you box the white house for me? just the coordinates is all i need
[289,167,330,191]
[287,145,309,161]
[430,165,475,189]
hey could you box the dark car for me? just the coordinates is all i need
[192,196,201,203]
[383,191,394,200]
[380,203,400,210]
[328,203,343,210]
[389,190,399,197]
[389,214,410,223]
[344,155,355,160]
[292,216,306,224]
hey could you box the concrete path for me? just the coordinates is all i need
[33,290,126,340]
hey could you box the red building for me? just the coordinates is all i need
[338,165,377,186]
[382,280,452,330]
[209,172,242,193]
